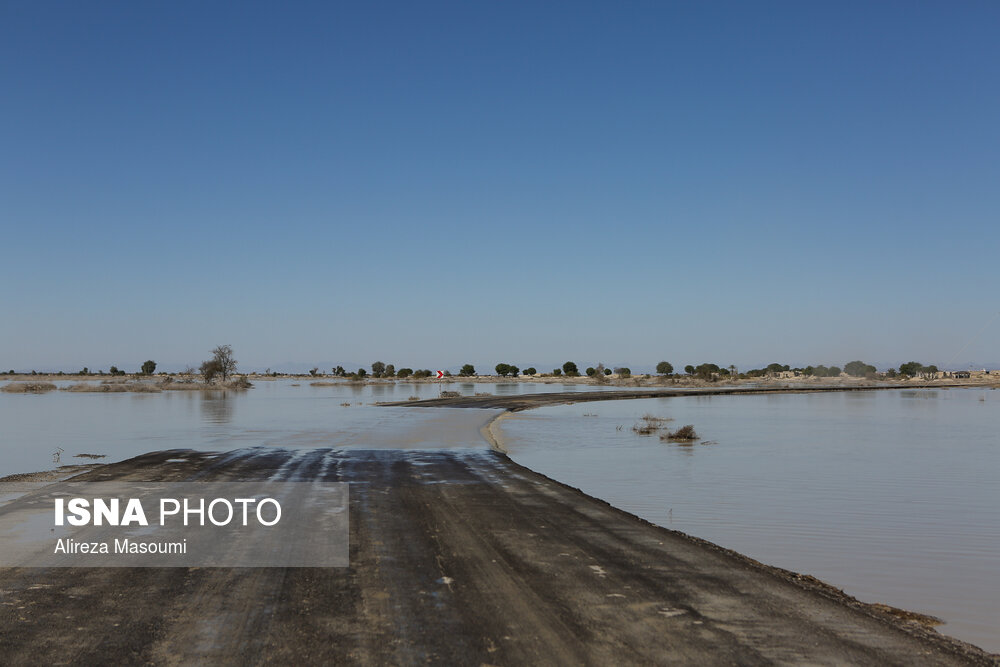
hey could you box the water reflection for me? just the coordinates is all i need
[200,392,234,424]
[368,384,397,398]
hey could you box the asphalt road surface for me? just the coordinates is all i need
[0,446,995,666]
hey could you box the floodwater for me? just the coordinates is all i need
[2,380,996,652]
[0,378,616,477]
[497,388,1000,653]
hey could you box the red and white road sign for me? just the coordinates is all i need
[435,370,444,379]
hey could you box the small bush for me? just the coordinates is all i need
[662,425,699,441]
[474,392,492,397]
[407,395,420,401]
[631,414,673,435]
[440,391,461,398]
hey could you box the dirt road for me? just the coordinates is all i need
[0,446,994,665]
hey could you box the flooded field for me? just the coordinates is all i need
[0,379,616,477]
[496,388,1000,652]
[2,379,996,652]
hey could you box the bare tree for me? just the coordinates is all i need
[210,345,238,382]
[594,363,608,384]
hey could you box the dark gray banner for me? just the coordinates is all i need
[0,482,349,567]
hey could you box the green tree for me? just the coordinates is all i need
[397,367,413,378]
[200,359,222,383]
[508,365,519,377]
[898,361,922,376]
[844,360,875,377]
[656,361,673,375]
[684,365,695,375]
[141,360,156,375]
[603,367,612,375]
[827,366,842,376]
[309,367,319,377]
[694,363,721,380]
[614,367,631,378]
[356,368,368,378]
[371,361,386,378]
[459,364,476,377]
[523,367,536,375]
[384,364,395,378]
[495,363,511,377]
[562,361,579,376]
[332,366,346,377]
[552,368,562,376]
[586,367,596,377]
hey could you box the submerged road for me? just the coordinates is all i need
[0,446,994,665]
[380,381,977,411]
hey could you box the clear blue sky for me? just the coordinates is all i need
[2,1,998,372]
